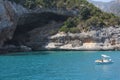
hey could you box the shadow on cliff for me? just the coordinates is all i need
[3,12,69,51]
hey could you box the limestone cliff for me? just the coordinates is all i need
[45,26,120,50]
[0,0,75,53]
[0,0,17,47]
[0,0,120,53]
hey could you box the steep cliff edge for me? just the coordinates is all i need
[0,0,17,47]
[0,0,31,53]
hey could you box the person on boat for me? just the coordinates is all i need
[101,59,103,62]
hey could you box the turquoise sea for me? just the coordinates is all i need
[0,51,120,80]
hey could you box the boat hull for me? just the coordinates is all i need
[95,61,113,65]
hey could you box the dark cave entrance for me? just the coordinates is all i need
[4,12,70,46]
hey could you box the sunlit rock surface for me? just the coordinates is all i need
[45,26,120,50]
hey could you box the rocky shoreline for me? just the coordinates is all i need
[1,26,120,54]
[45,26,120,51]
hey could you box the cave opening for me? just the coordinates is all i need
[4,12,70,46]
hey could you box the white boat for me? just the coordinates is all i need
[95,54,113,64]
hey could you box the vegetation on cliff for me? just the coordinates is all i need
[9,0,120,33]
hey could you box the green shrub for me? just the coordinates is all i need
[86,17,105,27]
[69,27,80,33]
[59,26,69,33]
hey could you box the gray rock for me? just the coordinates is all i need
[0,0,18,47]
[19,45,32,52]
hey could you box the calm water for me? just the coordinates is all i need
[0,51,120,80]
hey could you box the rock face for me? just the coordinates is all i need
[45,26,120,50]
[0,0,30,53]
[0,0,17,47]
[0,0,72,53]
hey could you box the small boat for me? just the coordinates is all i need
[95,54,113,64]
